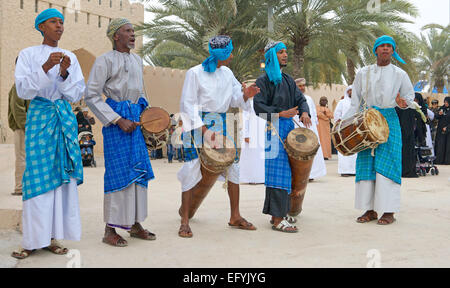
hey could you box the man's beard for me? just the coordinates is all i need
[280,64,287,68]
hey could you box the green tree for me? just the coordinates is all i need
[137,0,269,81]
[417,24,449,93]
[332,0,418,84]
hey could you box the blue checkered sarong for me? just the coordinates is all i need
[22,97,83,201]
[356,107,402,185]
[183,112,237,162]
[265,117,294,194]
[103,98,154,194]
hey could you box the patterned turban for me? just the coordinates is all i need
[202,35,233,73]
[107,18,132,47]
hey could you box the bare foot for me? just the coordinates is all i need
[178,224,193,238]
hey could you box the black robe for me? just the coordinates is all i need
[435,105,450,165]
[253,73,310,122]
[253,72,310,217]
[396,107,417,177]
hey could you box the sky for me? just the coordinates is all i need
[134,0,449,36]
[404,0,449,36]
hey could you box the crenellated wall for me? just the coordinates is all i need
[0,0,144,144]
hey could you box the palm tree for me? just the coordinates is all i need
[272,0,341,79]
[136,0,269,81]
[417,24,449,93]
[333,0,418,84]
[272,0,418,82]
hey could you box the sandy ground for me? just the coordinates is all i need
[0,144,449,268]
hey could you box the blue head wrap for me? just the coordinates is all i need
[373,35,406,64]
[35,8,65,36]
[264,42,287,86]
[202,36,234,73]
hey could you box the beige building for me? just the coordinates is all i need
[0,0,144,145]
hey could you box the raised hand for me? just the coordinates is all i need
[243,83,260,101]
[42,52,64,73]
[60,55,71,78]
[279,106,299,118]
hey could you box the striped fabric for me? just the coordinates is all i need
[103,98,154,194]
[356,107,402,185]
[22,97,83,201]
[265,117,294,194]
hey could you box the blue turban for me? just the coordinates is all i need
[373,35,406,64]
[202,36,234,73]
[264,41,287,86]
[35,8,65,36]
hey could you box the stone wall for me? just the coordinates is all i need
[0,0,144,144]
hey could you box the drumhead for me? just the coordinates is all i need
[202,135,236,167]
[286,128,319,156]
[140,107,170,133]
[365,109,389,143]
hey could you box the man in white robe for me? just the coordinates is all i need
[177,36,260,238]
[86,19,156,247]
[240,99,266,184]
[294,78,326,180]
[334,86,357,177]
[343,35,415,225]
[12,8,85,259]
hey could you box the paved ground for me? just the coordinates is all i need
[0,144,449,268]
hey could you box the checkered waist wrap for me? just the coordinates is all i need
[356,107,402,185]
[183,112,237,162]
[265,117,295,194]
[22,97,83,201]
[103,98,154,194]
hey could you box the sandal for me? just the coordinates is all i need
[43,240,68,255]
[272,220,298,233]
[102,233,128,247]
[377,214,396,226]
[128,229,156,241]
[178,224,193,238]
[270,216,297,225]
[228,218,257,231]
[11,248,35,260]
[357,211,378,224]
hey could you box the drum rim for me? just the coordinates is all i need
[285,127,320,158]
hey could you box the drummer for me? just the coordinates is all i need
[342,35,415,225]
[178,35,260,238]
[253,41,311,233]
[85,18,156,247]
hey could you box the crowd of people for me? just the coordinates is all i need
[5,8,449,261]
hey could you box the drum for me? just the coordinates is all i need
[285,128,319,217]
[180,135,236,219]
[331,108,389,156]
[140,107,171,150]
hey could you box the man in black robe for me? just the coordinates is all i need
[253,41,311,233]
[435,97,450,165]
[395,107,418,177]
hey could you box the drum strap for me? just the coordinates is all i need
[268,121,288,150]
